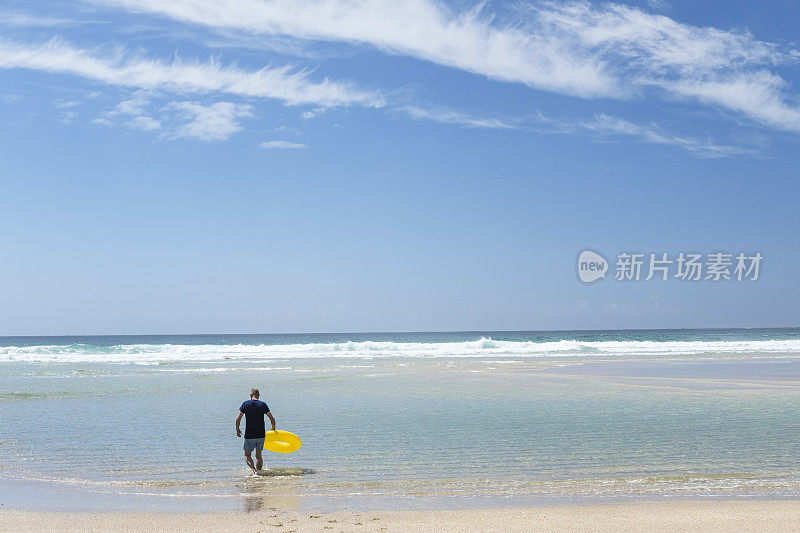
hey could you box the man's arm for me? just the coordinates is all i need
[235,411,244,437]
[266,411,276,432]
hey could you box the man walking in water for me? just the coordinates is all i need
[236,388,276,475]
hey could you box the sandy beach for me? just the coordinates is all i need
[2,501,799,532]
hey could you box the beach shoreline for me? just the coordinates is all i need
[2,501,799,532]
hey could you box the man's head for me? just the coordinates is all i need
[250,388,259,399]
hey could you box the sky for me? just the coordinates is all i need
[1,0,799,335]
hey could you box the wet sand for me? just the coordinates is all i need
[2,501,799,532]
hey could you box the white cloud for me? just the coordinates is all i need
[655,72,800,133]
[273,125,301,134]
[580,113,641,136]
[538,2,800,131]
[93,95,249,139]
[400,105,516,129]
[528,110,752,156]
[114,93,150,116]
[259,140,308,149]
[574,113,754,157]
[95,0,620,98]
[397,102,744,156]
[167,101,252,141]
[54,100,80,123]
[127,115,161,131]
[0,11,75,28]
[0,38,384,108]
[300,107,325,120]
[98,0,800,132]
[59,111,77,123]
[645,0,671,12]
[93,90,163,132]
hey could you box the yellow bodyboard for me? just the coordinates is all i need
[264,430,302,453]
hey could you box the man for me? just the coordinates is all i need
[236,388,276,475]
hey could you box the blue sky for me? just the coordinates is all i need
[1,0,799,335]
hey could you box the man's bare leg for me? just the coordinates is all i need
[255,449,263,472]
[244,450,257,473]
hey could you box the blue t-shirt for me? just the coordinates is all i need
[239,399,270,439]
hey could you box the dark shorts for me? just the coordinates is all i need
[243,437,264,452]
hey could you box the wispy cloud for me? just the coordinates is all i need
[395,101,746,156]
[259,140,308,149]
[127,114,161,131]
[55,100,79,123]
[167,101,251,141]
[300,107,325,120]
[541,112,755,157]
[537,2,800,132]
[0,37,384,108]
[397,102,750,156]
[0,10,77,28]
[654,72,800,133]
[645,0,670,12]
[400,105,516,129]
[97,0,800,132]
[93,91,162,131]
[114,94,150,116]
[93,93,253,140]
[95,0,619,98]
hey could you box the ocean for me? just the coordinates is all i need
[1,329,800,512]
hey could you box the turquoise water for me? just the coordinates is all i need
[1,329,800,511]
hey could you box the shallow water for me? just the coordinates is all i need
[1,329,800,511]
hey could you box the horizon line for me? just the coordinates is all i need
[1,325,799,339]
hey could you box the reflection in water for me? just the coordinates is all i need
[257,467,316,477]
[241,468,314,512]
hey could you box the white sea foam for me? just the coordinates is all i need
[2,338,800,363]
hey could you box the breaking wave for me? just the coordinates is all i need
[2,338,800,363]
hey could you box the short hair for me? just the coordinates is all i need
[250,388,259,398]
